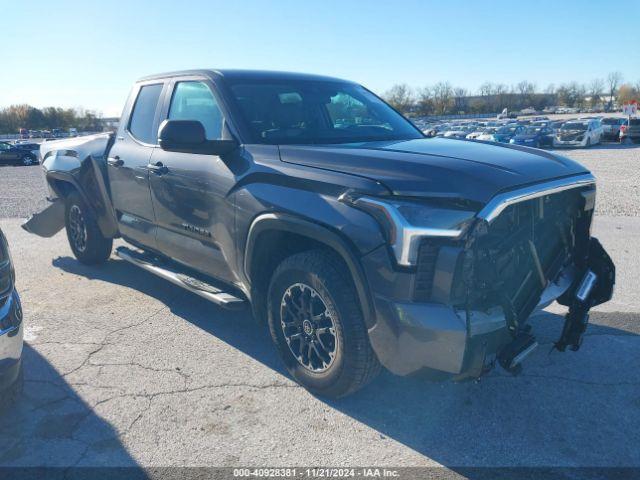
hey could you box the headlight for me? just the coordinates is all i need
[509,139,516,144]
[339,194,475,266]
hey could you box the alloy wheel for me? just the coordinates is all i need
[280,282,337,373]
[68,205,88,253]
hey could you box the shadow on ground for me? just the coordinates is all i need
[50,255,640,469]
[0,344,148,479]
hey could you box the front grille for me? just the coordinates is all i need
[465,186,593,323]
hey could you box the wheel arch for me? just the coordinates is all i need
[244,213,375,328]
[44,158,119,239]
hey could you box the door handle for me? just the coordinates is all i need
[147,161,169,175]
[107,156,124,167]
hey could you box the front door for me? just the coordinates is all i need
[107,82,164,249]
[0,142,20,164]
[149,79,237,283]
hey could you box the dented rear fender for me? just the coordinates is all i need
[22,133,119,239]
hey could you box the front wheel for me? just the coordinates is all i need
[64,191,113,264]
[21,154,36,166]
[267,250,381,398]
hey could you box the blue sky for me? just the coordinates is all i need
[2,0,639,116]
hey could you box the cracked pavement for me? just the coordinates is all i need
[0,146,639,469]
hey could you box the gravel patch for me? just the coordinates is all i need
[1,143,638,218]
[552,143,640,217]
[0,165,49,218]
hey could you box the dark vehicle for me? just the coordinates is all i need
[549,121,565,132]
[0,228,23,411]
[620,117,640,143]
[509,125,554,148]
[0,141,38,166]
[483,125,525,143]
[24,70,615,398]
[601,117,627,141]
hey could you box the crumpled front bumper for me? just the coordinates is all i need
[362,236,614,378]
[367,266,574,377]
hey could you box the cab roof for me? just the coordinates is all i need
[136,69,354,84]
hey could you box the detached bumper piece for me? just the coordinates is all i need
[497,331,537,374]
[554,238,615,352]
[21,198,65,238]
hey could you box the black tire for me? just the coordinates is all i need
[267,250,381,398]
[64,191,112,265]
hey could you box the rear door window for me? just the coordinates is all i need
[129,83,163,144]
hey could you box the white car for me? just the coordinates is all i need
[553,120,603,148]
[442,128,472,139]
[466,129,486,140]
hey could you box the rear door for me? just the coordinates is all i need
[107,81,166,249]
[148,78,237,283]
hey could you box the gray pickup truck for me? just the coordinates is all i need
[24,69,615,397]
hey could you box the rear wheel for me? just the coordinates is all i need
[267,250,381,398]
[64,191,112,264]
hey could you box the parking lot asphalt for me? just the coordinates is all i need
[0,144,639,470]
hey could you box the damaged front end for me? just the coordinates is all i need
[363,173,615,379]
[452,174,615,376]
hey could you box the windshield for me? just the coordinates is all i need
[562,122,588,131]
[496,126,517,134]
[523,127,542,135]
[602,118,619,125]
[228,81,423,144]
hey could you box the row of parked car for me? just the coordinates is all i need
[18,128,78,139]
[421,116,639,148]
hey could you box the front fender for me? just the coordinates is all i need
[244,212,380,328]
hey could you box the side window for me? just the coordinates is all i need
[168,81,224,140]
[129,83,163,144]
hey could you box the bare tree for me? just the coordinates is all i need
[416,86,434,116]
[493,83,509,111]
[588,78,605,107]
[453,87,468,113]
[516,81,536,109]
[479,82,494,97]
[432,82,453,115]
[606,72,623,109]
[383,84,414,113]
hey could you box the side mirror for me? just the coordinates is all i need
[158,120,238,156]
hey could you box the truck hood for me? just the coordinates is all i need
[279,138,589,204]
